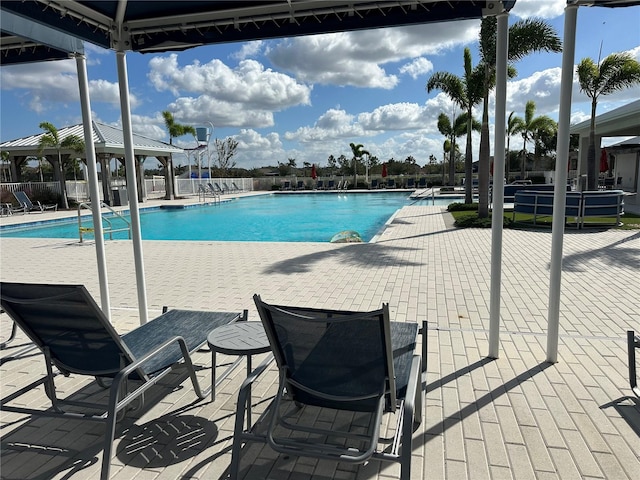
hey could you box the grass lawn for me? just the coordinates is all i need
[449,210,640,229]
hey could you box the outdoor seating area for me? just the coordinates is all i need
[1,203,638,480]
[0,282,246,480]
[512,189,625,228]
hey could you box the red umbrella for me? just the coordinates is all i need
[311,164,317,180]
[381,164,388,178]
[599,148,609,173]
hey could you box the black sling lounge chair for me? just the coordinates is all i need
[229,295,426,480]
[0,282,245,480]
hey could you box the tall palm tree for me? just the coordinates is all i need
[476,17,562,217]
[437,112,474,186]
[37,122,85,209]
[427,48,484,204]
[511,100,556,179]
[577,52,640,190]
[162,111,197,200]
[506,111,525,182]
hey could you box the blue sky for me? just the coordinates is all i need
[1,0,639,170]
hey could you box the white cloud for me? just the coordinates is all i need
[231,41,264,60]
[399,57,434,80]
[284,109,366,143]
[267,22,479,88]
[0,60,137,113]
[167,96,275,128]
[148,54,311,110]
[358,103,430,131]
[510,0,565,19]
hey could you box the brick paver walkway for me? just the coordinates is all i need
[1,198,638,479]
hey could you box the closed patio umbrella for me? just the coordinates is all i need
[600,148,609,173]
[381,164,388,178]
[311,164,317,180]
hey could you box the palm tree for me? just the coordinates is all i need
[37,122,85,209]
[162,111,197,200]
[427,48,484,204]
[349,143,368,187]
[511,100,556,179]
[437,112,474,186]
[577,52,640,190]
[506,111,524,182]
[442,139,451,185]
[476,17,562,217]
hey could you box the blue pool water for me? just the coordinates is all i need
[1,192,454,243]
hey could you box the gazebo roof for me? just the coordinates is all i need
[0,121,183,158]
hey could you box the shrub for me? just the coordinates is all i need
[447,202,478,212]
[454,214,514,229]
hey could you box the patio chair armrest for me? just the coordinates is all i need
[403,354,422,426]
[108,335,193,412]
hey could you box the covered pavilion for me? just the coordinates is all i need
[0,121,182,205]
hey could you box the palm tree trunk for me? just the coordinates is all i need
[520,138,527,179]
[449,137,456,186]
[506,136,511,182]
[587,98,598,191]
[464,115,473,204]
[164,155,175,200]
[477,87,491,218]
[57,152,69,209]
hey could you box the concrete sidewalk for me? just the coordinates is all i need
[1,204,639,479]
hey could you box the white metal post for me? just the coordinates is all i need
[116,50,149,325]
[76,54,111,321]
[547,3,579,364]
[488,11,509,359]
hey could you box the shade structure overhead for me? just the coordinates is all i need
[1,1,515,53]
[0,8,83,64]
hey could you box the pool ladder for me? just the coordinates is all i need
[77,202,132,242]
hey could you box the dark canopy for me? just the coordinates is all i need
[1,1,516,56]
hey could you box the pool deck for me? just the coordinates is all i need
[1,196,639,479]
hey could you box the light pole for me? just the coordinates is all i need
[207,122,214,179]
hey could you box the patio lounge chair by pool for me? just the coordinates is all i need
[230,295,426,480]
[316,180,324,189]
[13,191,57,212]
[209,182,224,195]
[0,282,245,480]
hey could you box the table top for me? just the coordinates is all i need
[207,321,271,356]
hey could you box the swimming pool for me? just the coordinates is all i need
[0,193,454,243]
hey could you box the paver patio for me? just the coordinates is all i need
[1,200,638,479]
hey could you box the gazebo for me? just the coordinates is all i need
[0,121,182,205]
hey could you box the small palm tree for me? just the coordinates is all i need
[349,142,367,187]
[162,111,197,200]
[506,111,525,182]
[427,48,484,203]
[511,100,556,179]
[437,112,474,186]
[37,122,85,209]
[577,52,640,190]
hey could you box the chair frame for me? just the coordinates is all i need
[230,295,426,480]
[0,282,245,480]
[628,330,640,398]
[13,190,58,212]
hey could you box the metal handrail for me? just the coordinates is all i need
[77,202,131,242]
